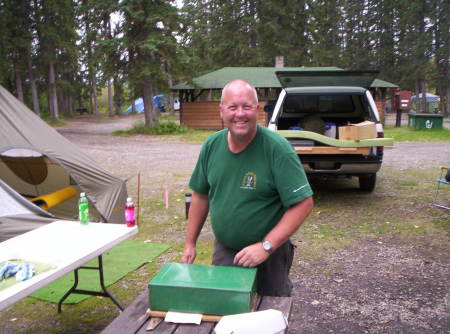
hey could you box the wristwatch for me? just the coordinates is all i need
[262,240,273,254]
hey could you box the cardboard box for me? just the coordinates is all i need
[338,121,376,140]
[148,263,257,315]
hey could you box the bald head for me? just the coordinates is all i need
[221,80,258,105]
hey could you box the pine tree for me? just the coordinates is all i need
[121,0,180,127]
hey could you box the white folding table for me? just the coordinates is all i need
[0,220,138,312]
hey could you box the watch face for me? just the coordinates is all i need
[262,240,272,252]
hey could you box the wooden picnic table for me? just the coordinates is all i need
[102,290,293,334]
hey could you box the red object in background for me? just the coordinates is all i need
[394,90,412,110]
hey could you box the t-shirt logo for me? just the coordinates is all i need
[241,172,257,190]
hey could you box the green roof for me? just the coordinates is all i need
[372,78,398,88]
[172,67,398,90]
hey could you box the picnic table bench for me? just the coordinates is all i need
[102,290,293,334]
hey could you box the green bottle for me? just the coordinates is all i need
[78,192,90,225]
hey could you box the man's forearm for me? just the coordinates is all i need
[234,196,313,267]
[185,191,209,246]
[182,192,209,264]
[264,196,314,250]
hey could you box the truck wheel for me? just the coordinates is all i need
[359,173,376,192]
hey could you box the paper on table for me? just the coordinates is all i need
[164,311,203,324]
[214,309,287,334]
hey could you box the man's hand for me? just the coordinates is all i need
[181,244,196,264]
[233,242,269,267]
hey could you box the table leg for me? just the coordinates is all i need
[57,255,124,313]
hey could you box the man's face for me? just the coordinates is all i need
[220,83,259,142]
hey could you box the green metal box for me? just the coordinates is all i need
[408,113,443,129]
[148,262,257,315]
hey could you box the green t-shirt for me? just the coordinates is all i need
[189,125,313,250]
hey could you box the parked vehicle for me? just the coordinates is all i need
[267,70,393,192]
[173,98,181,111]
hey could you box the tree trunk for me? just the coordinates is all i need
[113,77,122,115]
[415,79,422,112]
[14,66,24,102]
[421,79,428,113]
[91,72,99,116]
[142,79,156,127]
[27,50,40,116]
[168,77,175,115]
[108,78,113,117]
[48,61,59,120]
[57,89,65,115]
[67,94,74,115]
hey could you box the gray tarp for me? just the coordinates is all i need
[0,85,127,241]
[0,180,58,242]
[0,179,53,218]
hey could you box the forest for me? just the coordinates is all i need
[0,0,448,125]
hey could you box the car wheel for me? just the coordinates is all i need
[359,173,376,192]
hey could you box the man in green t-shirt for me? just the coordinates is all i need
[182,79,313,296]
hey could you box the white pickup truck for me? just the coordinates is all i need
[267,71,394,192]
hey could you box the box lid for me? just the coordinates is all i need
[150,263,256,292]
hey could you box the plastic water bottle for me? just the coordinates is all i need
[78,192,90,225]
[125,197,135,227]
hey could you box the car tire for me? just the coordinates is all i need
[359,173,376,192]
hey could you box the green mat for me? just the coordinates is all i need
[31,240,170,304]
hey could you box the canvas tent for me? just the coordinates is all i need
[411,93,440,103]
[123,95,168,114]
[124,97,145,113]
[411,93,440,113]
[0,85,127,241]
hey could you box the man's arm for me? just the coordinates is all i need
[181,191,209,264]
[234,196,313,267]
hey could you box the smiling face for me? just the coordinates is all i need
[220,80,259,148]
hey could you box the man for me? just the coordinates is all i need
[182,79,313,296]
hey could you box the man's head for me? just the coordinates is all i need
[220,80,259,146]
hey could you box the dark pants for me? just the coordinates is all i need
[212,240,294,297]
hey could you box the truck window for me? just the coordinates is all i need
[283,95,355,114]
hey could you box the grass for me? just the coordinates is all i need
[45,119,67,127]
[2,122,450,333]
[384,125,450,141]
[159,113,180,121]
[293,166,448,263]
[111,120,450,143]
[4,166,449,333]
[112,121,188,136]
[112,120,215,143]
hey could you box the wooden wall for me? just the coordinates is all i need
[180,101,268,130]
[375,100,385,120]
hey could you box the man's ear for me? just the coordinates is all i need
[219,104,224,120]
